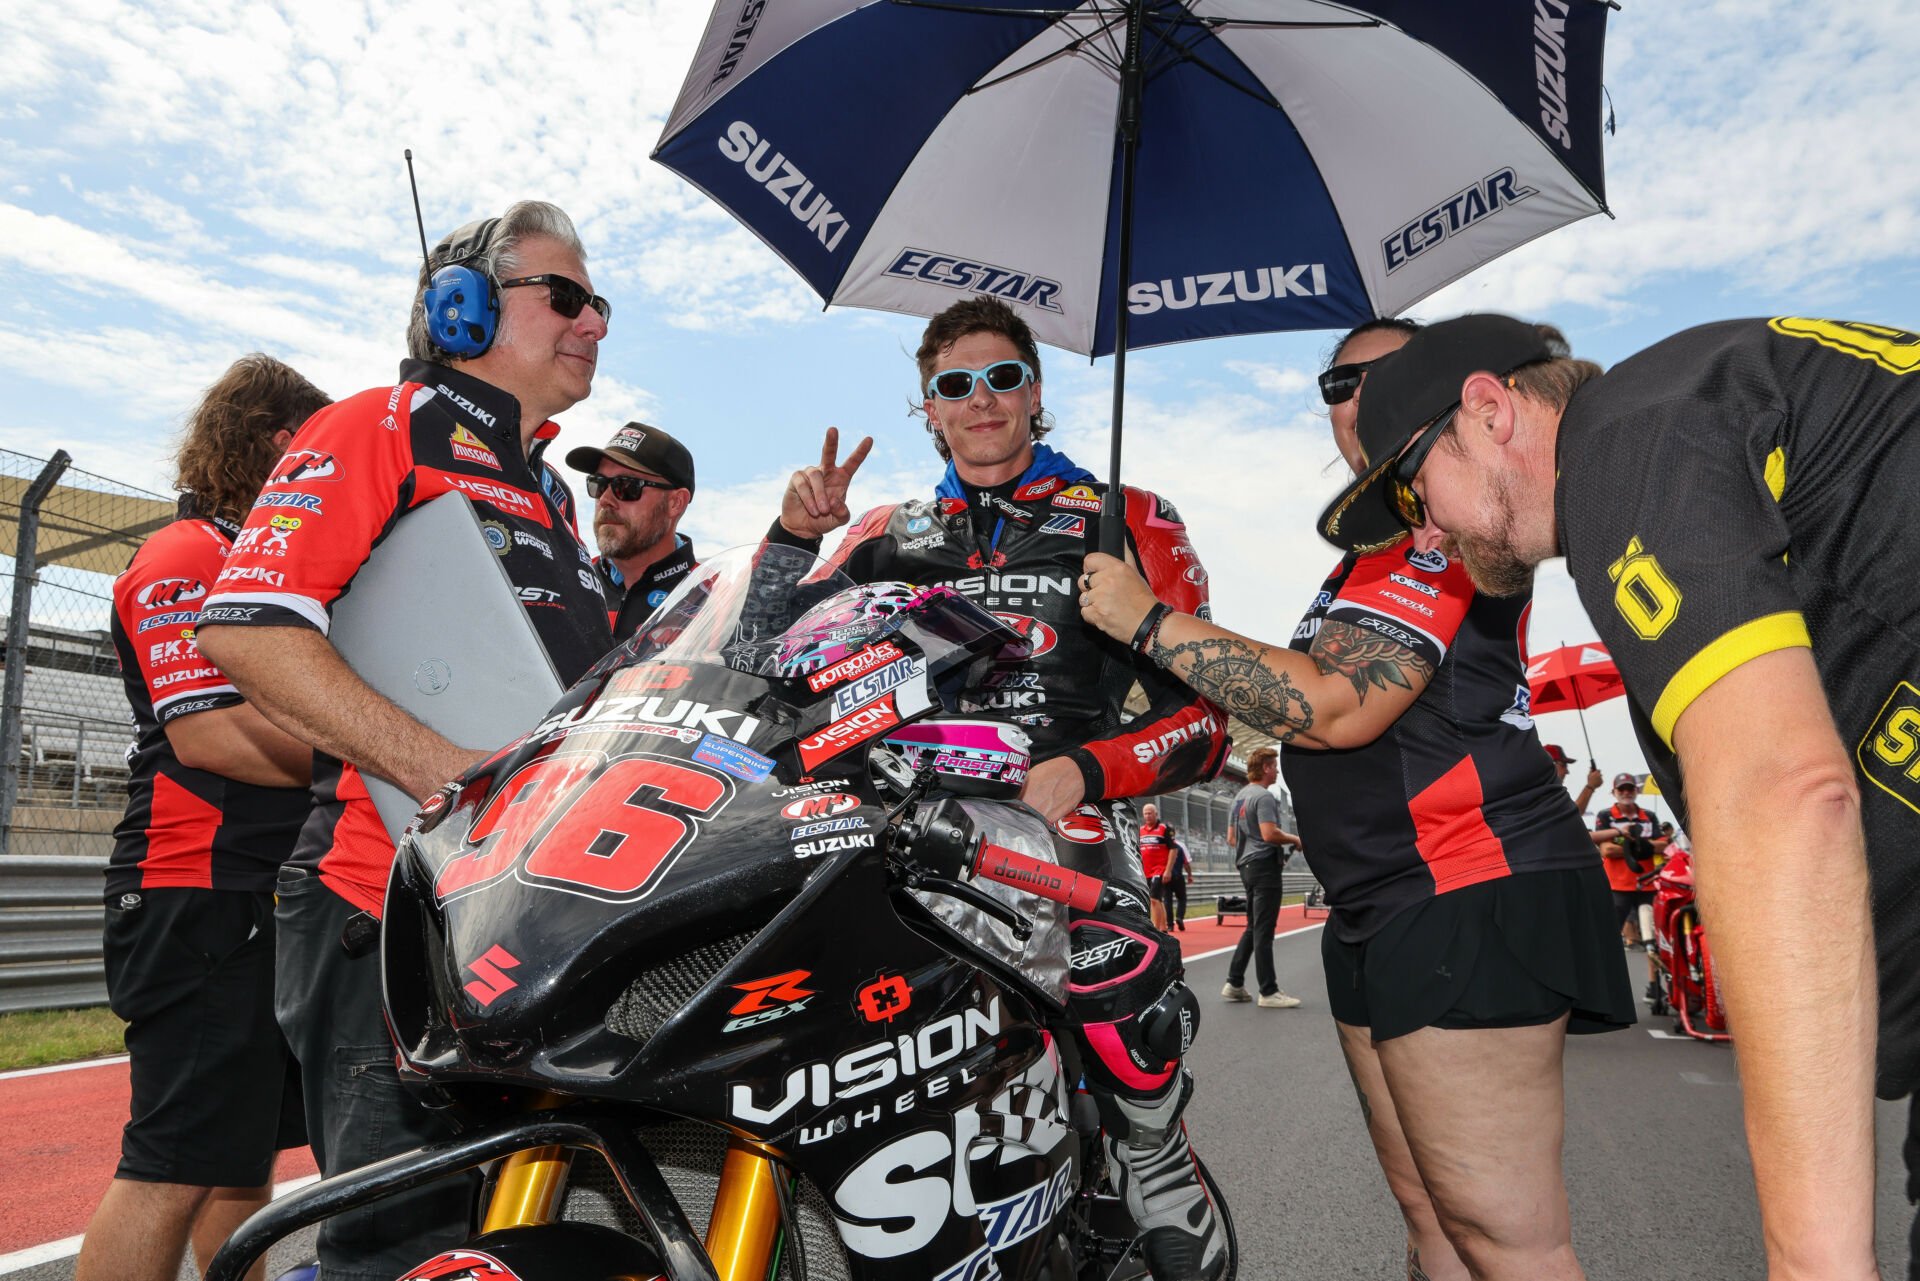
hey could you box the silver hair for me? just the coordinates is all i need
[407,200,588,365]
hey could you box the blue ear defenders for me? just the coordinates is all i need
[422,217,500,358]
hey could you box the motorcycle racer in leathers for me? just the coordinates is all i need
[769,297,1231,1280]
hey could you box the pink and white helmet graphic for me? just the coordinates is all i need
[774,582,956,677]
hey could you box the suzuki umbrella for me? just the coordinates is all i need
[654,0,1615,551]
[1526,639,1623,761]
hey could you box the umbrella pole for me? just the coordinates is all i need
[1564,637,1597,764]
[1099,0,1147,559]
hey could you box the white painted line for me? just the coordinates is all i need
[0,1055,128,1082]
[0,1234,83,1275]
[1182,921,1325,964]
[0,1174,320,1275]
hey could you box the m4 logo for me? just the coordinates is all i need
[1607,537,1681,640]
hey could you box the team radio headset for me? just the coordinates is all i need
[406,148,501,358]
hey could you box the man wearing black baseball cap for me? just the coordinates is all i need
[1333,311,1920,1280]
[566,422,698,642]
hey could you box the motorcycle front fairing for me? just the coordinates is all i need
[379,544,1088,1278]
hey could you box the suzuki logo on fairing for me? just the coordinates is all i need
[728,998,1003,1125]
[462,945,522,1008]
[533,695,763,743]
[716,121,851,252]
[1126,264,1327,315]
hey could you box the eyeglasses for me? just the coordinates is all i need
[585,473,676,502]
[1385,407,1457,530]
[499,274,612,324]
[1615,785,1639,794]
[926,360,1035,401]
[1318,359,1380,406]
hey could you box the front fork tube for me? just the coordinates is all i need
[481,1125,789,1281]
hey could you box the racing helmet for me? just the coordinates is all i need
[774,581,923,678]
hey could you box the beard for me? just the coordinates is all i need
[1445,467,1538,598]
[595,504,671,561]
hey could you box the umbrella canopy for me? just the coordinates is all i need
[653,0,1613,359]
[1526,640,1623,716]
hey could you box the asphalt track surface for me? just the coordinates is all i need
[3,908,1911,1279]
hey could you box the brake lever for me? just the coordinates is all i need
[898,868,1035,941]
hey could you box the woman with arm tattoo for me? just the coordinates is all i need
[1079,320,1633,1281]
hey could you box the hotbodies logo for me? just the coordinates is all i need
[716,121,851,253]
[882,248,1063,313]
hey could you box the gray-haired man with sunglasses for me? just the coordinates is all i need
[1333,311,1920,1281]
[196,201,615,1281]
[568,423,699,643]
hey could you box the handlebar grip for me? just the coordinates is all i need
[972,842,1105,911]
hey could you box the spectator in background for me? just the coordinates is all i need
[195,203,614,1281]
[1161,825,1193,932]
[1595,775,1668,999]
[1138,801,1172,929]
[78,355,328,1281]
[567,422,698,643]
[1543,743,1602,815]
[1223,748,1303,1009]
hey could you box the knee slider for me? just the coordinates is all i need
[1137,978,1200,1063]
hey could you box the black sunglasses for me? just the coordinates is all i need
[1318,359,1380,406]
[499,274,612,324]
[585,473,676,501]
[1385,407,1458,530]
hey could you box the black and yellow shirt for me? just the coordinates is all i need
[1555,316,1920,1097]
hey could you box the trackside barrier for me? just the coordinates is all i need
[0,854,108,1013]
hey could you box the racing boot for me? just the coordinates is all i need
[1103,1072,1227,1281]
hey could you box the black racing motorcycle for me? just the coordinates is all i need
[209,545,1235,1281]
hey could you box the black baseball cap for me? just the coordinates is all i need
[566,422,695,495]
[1316,314,1550,553]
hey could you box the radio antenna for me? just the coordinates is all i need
[403,149,432,268]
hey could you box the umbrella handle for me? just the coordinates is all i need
[1099,0,1147,563]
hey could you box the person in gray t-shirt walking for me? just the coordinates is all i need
[1224,747,1304,1008]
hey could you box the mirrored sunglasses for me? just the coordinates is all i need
[499,274,612,324]
[1386,407,1457,530]
[926,359,1035,401]
[1318,359,1380,406]
[585,473,675,501]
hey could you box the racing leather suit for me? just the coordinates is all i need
[769,443,1228,1106]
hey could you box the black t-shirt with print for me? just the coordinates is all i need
[1555,317,1920,1097]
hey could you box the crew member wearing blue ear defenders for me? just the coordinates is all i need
[197,202,614,1281]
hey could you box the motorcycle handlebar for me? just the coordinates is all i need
[972,841,1107,912]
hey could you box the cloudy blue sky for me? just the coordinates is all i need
[4,1,1916,808]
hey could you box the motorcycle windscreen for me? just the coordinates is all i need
[909,799,1069,1008]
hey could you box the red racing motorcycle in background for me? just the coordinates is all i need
[1643,849,1730,1043]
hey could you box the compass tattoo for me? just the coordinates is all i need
[1145,634,1315,741]
[1310,619,1433,703]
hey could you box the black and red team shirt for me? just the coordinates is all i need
[1555,317,1920,1096]
[198,360,613,917]
[1282,539,1598,943]
[769,460,1227,802]
[107,505,309,897]
[1137,821,1171,879]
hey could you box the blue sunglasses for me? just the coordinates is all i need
[926,359,1035,400]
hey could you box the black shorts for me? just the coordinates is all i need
[104,887,304,1186]
[1321,866,1637,1042]
[1612,889,1655,929]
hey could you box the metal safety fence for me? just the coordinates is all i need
[1,448,173,861]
